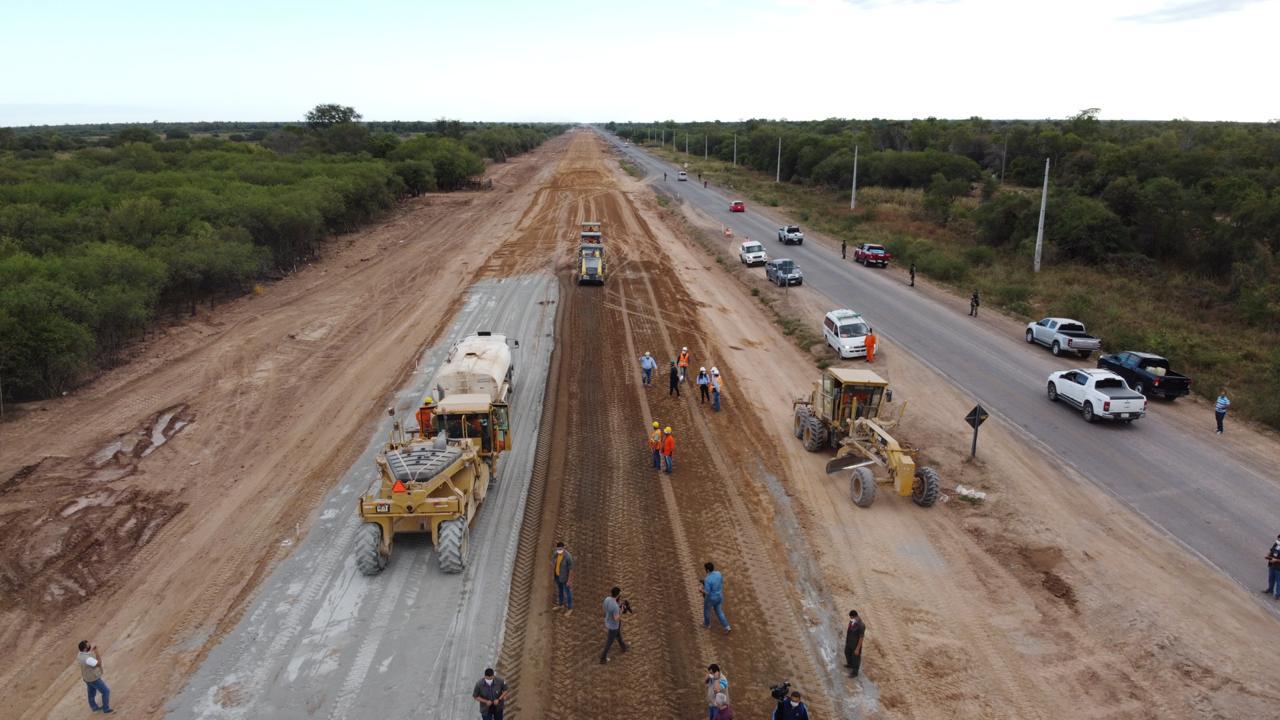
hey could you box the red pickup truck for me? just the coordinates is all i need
[854,243,891,267]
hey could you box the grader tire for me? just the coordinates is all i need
[437,518,469,574]
[793,408,806,439]
[912,467,942,507]
[355,523,388,576]
[801,413,828,453]
[850,467,877,508]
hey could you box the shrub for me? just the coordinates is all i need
[964,246,997,267]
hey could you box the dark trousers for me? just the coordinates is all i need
[480,704,505,720]
[910,273,915,286]
[699,384,710,403]
[601,627,627,660]
[669,380,680,397]
[845,645,862,676]
[969,303,978,316]
[841,245,846,259]
[1216,411,1226,433]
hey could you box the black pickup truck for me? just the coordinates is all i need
[1096,351,1192,400]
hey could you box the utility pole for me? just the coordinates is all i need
[732,134,737,166]
[775,136,781,183]
[704,134,708,159]
[1034,158,1049,273]
[850,145,859,210]
[1000,132,1008,184]
[685,133,689,154]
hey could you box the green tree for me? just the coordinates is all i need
[305,104,362,130]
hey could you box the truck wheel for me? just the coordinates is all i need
[850,467,877,508]
[355,523,388,576]
[801,413,828,452]
[1051,341,1063,356]
[436,518,469,574]
[912,467,942,507]
[793,407,808,439]
[1025,330,1034,343]
[1047,382,1058,402]
[1082,402,1096,423]
[1133,382,1146,396]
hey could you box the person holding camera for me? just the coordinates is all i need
[75,640,113,714]
[600,586,629,664]
[704,663,730,719]
[772,688,809,720]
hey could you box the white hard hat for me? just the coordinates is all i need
[699,366,706,372]
[682,346,688,352]
[711,366,720,375]
[644,351,650,356]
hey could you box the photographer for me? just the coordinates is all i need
[600,586,629,664]
[771,686,809,720]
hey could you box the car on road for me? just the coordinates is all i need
[677,171,688,181]
[1047,368,1147,423]
[739,240,767,266]
[1026,317,1102,358]
[729,200,746,213]
[854,243,891,267]
[823,309,870,359]
[765,258,803,286]
[777,225,805,245]
[1097,351,1192,400]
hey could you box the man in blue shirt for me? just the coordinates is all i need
[640,352,657,387]
[1215,390,1230,435]
[701,562,731,633]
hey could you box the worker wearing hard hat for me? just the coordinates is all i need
[660,427,676,474]
[416,396,435,438]
[710,368,723,412]
[649,421,663,469]
[677,347,691,383]
[696,367,711,404]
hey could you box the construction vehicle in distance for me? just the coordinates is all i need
[354,331,516,575]
[579,220,605,285]
[793,367,941,509]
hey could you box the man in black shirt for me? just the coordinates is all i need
[1265,535,1280,599]
[845,609,866,677]
[472,667,509,719]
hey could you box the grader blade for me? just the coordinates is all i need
[826,455,874,474]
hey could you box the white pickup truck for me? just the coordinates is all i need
[1047,368,1147,423]
[1026,317,1102,358]
[777,225,805,245]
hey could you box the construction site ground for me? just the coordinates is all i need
[3,130,1280,719]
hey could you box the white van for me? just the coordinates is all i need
[677,171,688,181]
[823,309,870,358]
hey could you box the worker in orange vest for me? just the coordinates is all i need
[649,421,663,469]
[865,331,877,363]
[661,427,676,474]
[677,347,690,383]
[416,396,435,437]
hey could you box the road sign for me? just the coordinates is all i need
[965,405,989,429]
[965,405,989,458]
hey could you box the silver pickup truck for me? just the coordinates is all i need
[1025,317,1101,358]
[777,225,805,245]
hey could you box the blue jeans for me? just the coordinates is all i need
[652,449,661,468]
[1216,411,1226,433]
[1268,567,1280,598]
[86,678,111,712]
[708,706,717,720]
[555,578,573,608]
[712,388,721,412]
[703,596,728,629]
[642,368,652,385]
[663,454,673,473]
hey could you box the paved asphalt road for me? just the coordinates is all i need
[168,274,558,719]
[607,133,1277,603]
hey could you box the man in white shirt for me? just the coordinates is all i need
[76,640,113,713]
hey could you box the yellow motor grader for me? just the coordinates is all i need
[355,332,514,575]
[793,367,941,509]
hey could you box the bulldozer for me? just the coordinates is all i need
[793,367,941,509]
[354,332,515,575]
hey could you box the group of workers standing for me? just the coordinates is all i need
[641,347,725,413]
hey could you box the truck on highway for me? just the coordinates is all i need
[1046,368,1147,423]
[777,225,805,245]
[355,331,516,574]
[1025,317,1102,358]
[853,243,891,267]
[1096,351,1192,400]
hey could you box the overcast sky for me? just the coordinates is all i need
[2,0,1276,126]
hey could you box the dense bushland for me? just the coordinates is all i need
[613,114,1280,426]
[0,109,565,401]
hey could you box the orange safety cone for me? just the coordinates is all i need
[392,479,407,493]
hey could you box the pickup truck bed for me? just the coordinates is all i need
[1097,351,1191,400]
